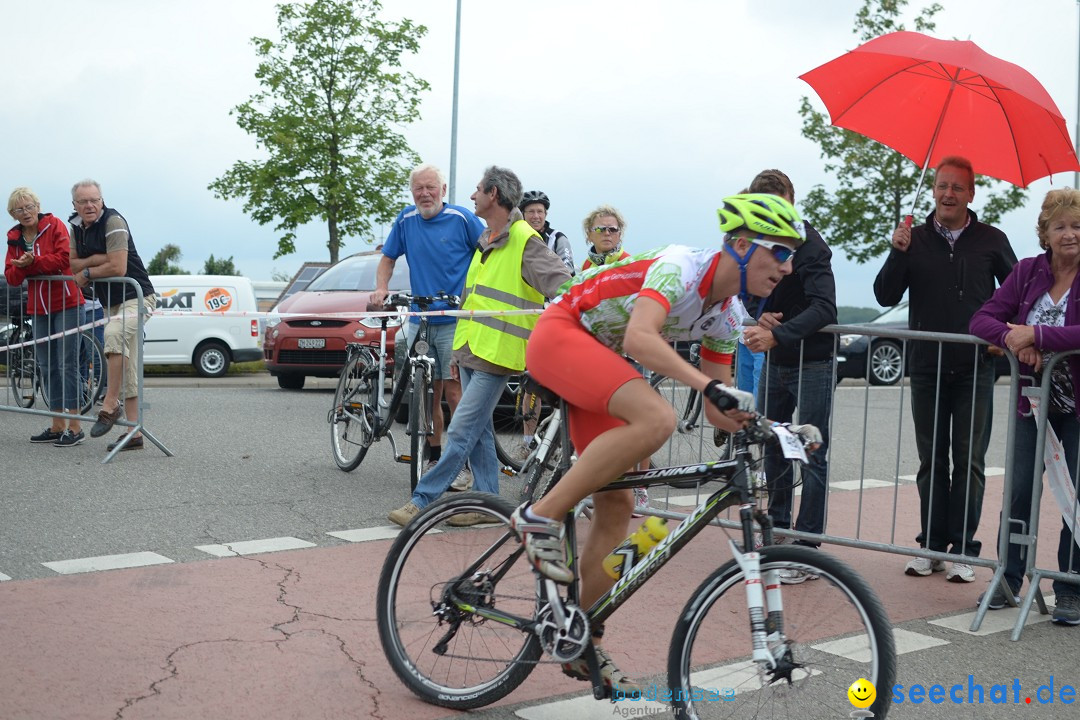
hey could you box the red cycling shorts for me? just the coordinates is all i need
[525,304,644,454]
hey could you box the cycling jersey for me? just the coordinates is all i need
[551,245,746,364]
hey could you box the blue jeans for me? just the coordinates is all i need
[1002,413,1080,598]
[910,365,994,557]
[757,359,833,543]
[32,306,81,412]
[411,365,504,509]
[736,343,764,395]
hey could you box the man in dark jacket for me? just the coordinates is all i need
[874,156,1017,583]
[742,169,837,584]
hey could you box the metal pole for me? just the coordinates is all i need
[448,0,462,204]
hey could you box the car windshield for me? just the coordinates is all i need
[870,303,908,325]
[307,254,411,292]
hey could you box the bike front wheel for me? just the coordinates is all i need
[7,346,37,409]
[668,544,895,720]
[330,353,379,471]
[377,492,541,710]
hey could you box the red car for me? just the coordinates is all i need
[264,251,411,390]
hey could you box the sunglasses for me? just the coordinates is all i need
[750,236,797,264]
[591,226,621,235]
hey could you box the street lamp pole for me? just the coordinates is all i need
[449,0,462,203]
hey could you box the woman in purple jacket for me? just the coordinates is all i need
[970,187,1080,625]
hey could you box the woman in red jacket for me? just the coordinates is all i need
[5,187,85,446]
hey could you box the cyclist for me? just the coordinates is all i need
[511,193,806,691]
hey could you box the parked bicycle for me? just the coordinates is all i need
[328,292,458,489]
[377,375,896,719]
[4,314,104,415]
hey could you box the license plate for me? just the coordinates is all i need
[298,338,326,349]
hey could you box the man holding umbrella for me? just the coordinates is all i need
[874,156,1016,583]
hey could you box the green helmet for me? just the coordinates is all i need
[717,193,806,242]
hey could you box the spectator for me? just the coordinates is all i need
[388,166,570,527]
[874,156,1017,582]
[743,169,837,584]
[5,187,85,446]
[373,164,486,486]
[520,190,575,274]
[69,179,157,451]
[970,187,1080,625]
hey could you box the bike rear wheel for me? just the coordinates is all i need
[39,331,105,415]
[492,374,528,473]
[7,345,37,409]
[668,544,895,719]
[330,353,379,471]
[408,363,432,490]
[377,492,541,710]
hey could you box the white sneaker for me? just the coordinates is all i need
[946,562,975,583]
[511,441,534,463]
[632,487,649,517]
[904,557,946,577]
[450,466,474,492]
[779,567,819,585]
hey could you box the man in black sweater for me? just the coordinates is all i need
[743,169,838,584]
[874,156,1016,583]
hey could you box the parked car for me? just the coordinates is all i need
[146,275,263,377]
[264,251,410,390]
[836,301,1009,385]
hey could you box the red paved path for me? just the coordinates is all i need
[0,476,1063,719]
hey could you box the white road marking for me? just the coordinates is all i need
[0,572,11,581]
[328,526,419,542]
[194,537,316,557]
[42,552,174,575]
[515,694,666,719]
[830,479,894,492]
[929,596,1055,635]
[814,628,949,663]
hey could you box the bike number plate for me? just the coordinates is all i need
[773,425,808,463]
[298,338,326,349]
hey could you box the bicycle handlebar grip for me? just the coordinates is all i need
[703,379,736,411]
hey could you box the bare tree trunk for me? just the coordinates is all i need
[328,215,340,264]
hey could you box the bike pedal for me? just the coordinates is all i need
[395,454,412,464]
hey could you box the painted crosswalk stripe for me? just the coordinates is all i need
[328,526,418,543]
[929,596,1055,636]
[43,552,174,575]
[814,628,949,662]
[194,537,316,557]
[830,478,894,492]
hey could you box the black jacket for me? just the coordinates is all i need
[758,221,838,366]
[70,207,155,306]
[873,208,1016,373]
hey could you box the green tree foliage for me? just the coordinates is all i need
[799,0,1027,263]
[147,244,186,275]
[837,306,884,324]
[208,0,429,264]
[203,255,242,276]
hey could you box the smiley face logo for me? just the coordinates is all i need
[848,678,876,708]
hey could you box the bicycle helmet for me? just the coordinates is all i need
[717,193,805,242]
[520,190,550,211]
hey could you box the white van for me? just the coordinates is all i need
[145,275,263,377]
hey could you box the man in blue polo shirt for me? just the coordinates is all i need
[373,164,486,475]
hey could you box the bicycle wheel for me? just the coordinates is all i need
[330,353,378,472]
[650,373,730,466]
[408,363,432,490]
[668,545,896,720]
[78,331,104,414]
[518,417,564,502]
[7,346,37,409]
[377,492,542,710]
[492,375,528,473]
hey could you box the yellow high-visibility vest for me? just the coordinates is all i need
[452,220,546,370]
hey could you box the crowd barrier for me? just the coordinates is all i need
[643,323,1080,640]
[1,275,170,463]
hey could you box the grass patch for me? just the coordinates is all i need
[144,361,268,376]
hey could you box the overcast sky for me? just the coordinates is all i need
[4,0,1079,308]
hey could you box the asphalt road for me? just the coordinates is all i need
[0,375,1074,720]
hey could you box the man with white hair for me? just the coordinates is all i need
[373,164,486,479]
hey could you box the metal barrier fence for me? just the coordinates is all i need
[644,322,1080,639]
[1,275,170,463]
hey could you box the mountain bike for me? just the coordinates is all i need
[5,315,104,415]
[328,292,458,490]
[376,376,896,719]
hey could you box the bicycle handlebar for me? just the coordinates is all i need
[384,292,461,310]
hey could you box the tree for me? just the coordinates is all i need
[147,244,187,275]
[208,0,429,265]
[799,0,1027,263]
[203,255,242,276]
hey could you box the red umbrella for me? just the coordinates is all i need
[800,31,1080,193]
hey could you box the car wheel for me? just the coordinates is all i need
[277,373,305,390]
[194,341,231,378]
[869,340,903,386]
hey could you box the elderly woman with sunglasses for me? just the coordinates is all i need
[4,187,85,446]
[581,205,630,271]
